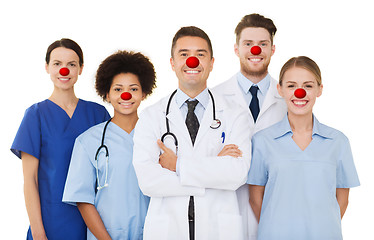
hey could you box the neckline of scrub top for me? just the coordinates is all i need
[272,115,333,152]
[46,98,81,120]
[109,121,135,137]
[273,115,332,140]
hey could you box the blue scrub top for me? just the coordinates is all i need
[247,115,360,240]
[63,121,149,240]
[11,99,110,240]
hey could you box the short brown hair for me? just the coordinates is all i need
[235,14,277,44]
[279,56,322,86]
[171,26,213,58]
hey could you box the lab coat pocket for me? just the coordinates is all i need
[207,129,225,156]
[143,215,169,240]
[218,213,244,240]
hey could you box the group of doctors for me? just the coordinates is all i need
[11,13,359,240]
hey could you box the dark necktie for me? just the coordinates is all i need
[185,100,199,240]
[249,85,260,122]
[185,100,199,145]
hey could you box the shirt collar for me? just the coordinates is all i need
[176,88,209,110]
[237,72,271,95]
[274,114,333,139]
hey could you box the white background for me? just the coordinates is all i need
[1,0,373,238]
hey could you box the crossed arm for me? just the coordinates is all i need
[158,139,243,171]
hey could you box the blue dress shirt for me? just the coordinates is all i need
[175,88,209,123]
[247,115,360,240]
[237,72,270,109]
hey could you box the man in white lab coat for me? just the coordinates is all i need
[212,14,288,240]
[133,26,251,240]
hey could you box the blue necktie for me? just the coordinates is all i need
[249,85,260,122]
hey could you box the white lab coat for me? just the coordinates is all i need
[212,74,287,240]
[133,90,251,240]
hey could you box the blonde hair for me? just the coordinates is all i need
[279,56,322,86]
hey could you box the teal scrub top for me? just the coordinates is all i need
[247,115,360,240]
[11,99,110,240]
[63,121,149,240]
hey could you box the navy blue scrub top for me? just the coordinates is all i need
[11,99,110,240]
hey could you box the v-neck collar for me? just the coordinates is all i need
[46,98,81,120]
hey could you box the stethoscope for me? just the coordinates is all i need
[95,118,111,191]
[94,91,135,191]
[161,88,221,152]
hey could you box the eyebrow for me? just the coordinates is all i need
[285,80,316,84]
[243,40,270,43]
[52,60,78,64]
[178,49,208,53]
[113,83,140,87]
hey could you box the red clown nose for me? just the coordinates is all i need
[250,46,262,55]
[186,56,199,68]
[294,88,306,98]
[121,92,132,100]
[59,67,70,76]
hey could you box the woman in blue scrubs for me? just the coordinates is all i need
[247,56,360,240]
[11,38,110,240]
[63,50,156,239]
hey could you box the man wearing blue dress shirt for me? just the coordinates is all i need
[213,13,288,240]
[133,26,251,240]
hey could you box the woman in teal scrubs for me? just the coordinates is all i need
[247,56,360,240]
[11,38,110,240]
[63,50,156,239]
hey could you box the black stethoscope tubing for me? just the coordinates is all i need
[95,118,112,161]
[161,89,220,149]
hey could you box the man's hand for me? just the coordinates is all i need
[157,139,177,172]
[218,144,242,158]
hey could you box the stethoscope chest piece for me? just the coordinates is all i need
[210,119,221,129]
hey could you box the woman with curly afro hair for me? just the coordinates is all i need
[63,50,156,240]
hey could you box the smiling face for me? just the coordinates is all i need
[45,47,83,91]
[235,27,275,82]
[106,73,145,117]
[277,67,323,117]
[170,36,214,97]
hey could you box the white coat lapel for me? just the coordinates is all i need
[194,90,226,146]
[258,77,282,119]
[164,96,192,145]
[220,75,248,110]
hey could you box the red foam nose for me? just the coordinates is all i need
[250,46,262,55]
[121,92,132,100]
[294,88,306,98]
[59,67,70,76]
[186,56,199,68]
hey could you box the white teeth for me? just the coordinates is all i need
[250,58,261,62]
[59,78,70,81]
[293,101,307,105]
[186,70,199,74]
[120,102,132,106]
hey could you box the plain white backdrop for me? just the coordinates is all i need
[1,0,373,238]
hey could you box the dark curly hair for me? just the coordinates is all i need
[95,50,157,102]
